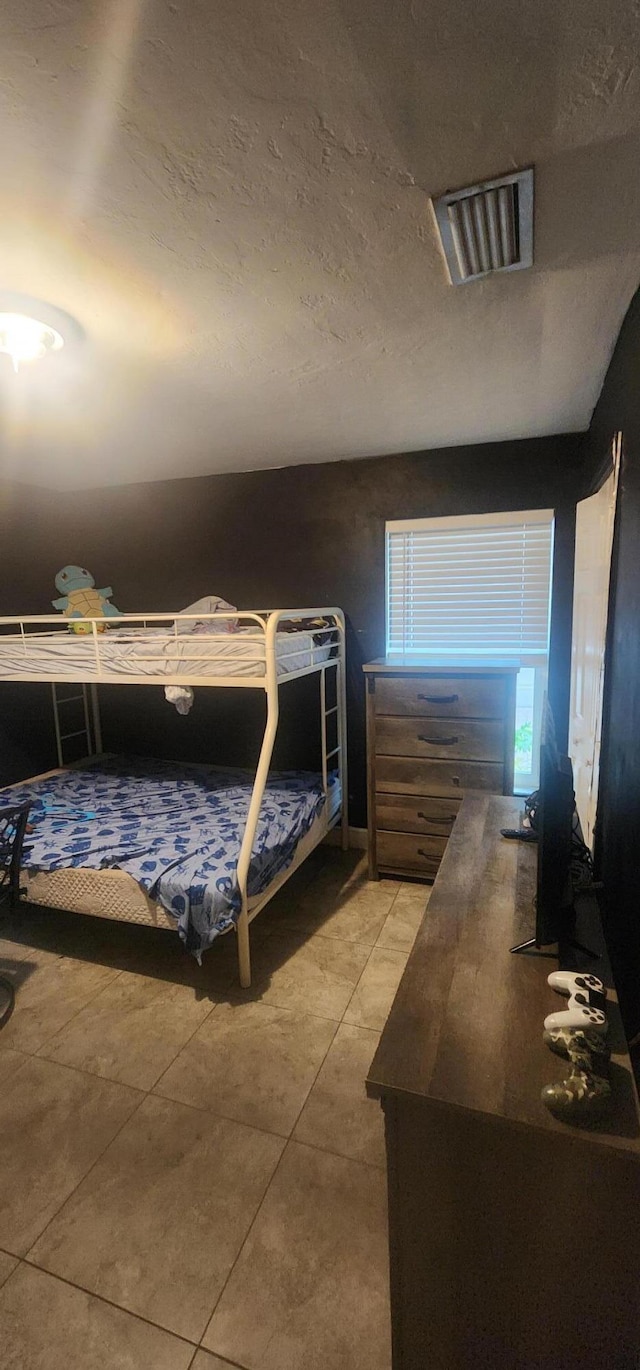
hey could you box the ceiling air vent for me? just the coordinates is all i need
[431,167,534,285]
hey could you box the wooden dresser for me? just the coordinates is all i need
[363,661,518,880]
[367,795,640,1369]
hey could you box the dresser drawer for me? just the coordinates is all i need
[376,830,446,875]
[374,675,506,719]
[375,792,462,835]
[376,755,504,797]
[375,716,504,762]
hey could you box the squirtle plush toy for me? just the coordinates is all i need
[52,566,121,633]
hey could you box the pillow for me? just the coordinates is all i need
[175,596,238,634]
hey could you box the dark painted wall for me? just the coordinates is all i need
[582,286,640,1038]
[0,485,67,784]
[0,435,583,824]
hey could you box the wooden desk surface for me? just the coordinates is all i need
[367,793,640,1157]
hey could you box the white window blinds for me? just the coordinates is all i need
[386,509,554,660]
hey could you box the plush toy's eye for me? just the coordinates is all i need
[82,569,88,576]
[61,572,68,580]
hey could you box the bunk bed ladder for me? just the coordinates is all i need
[51,683,101,767]
[320,659,348,851]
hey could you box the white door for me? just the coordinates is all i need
[569,433,621,848]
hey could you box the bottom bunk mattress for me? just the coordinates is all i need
[2,756,340,956]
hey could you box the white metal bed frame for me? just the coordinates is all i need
[0,608,348,987]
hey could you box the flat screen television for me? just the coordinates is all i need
[535,744,575,947]
[510,701,576,955]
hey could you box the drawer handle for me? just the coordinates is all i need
[417,848,435,859]
[417,811,457,823]
[418,734,459,746]
[417,693,459,704]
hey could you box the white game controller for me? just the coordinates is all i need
[544,1004,607,1033]
[544,970,608,1034]
[547,971,606,999]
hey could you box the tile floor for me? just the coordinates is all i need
[0,849,430,1369]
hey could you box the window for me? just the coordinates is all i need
[386,509,554,791]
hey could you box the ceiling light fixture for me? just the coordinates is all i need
[0,293,83,373]
[0,313,64,373]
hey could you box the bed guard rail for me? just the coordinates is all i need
[0,608,344,690]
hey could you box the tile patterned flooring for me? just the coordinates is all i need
[0,850,430,1369]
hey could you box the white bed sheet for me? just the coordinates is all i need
[0,627,333,683]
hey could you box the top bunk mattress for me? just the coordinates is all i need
[0,626,334,684]
[3,756,340,956]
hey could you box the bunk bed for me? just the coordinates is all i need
[0,608,348,987]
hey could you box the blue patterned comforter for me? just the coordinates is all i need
[2,757,338,956]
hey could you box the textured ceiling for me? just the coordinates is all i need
[0,0,639,489]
